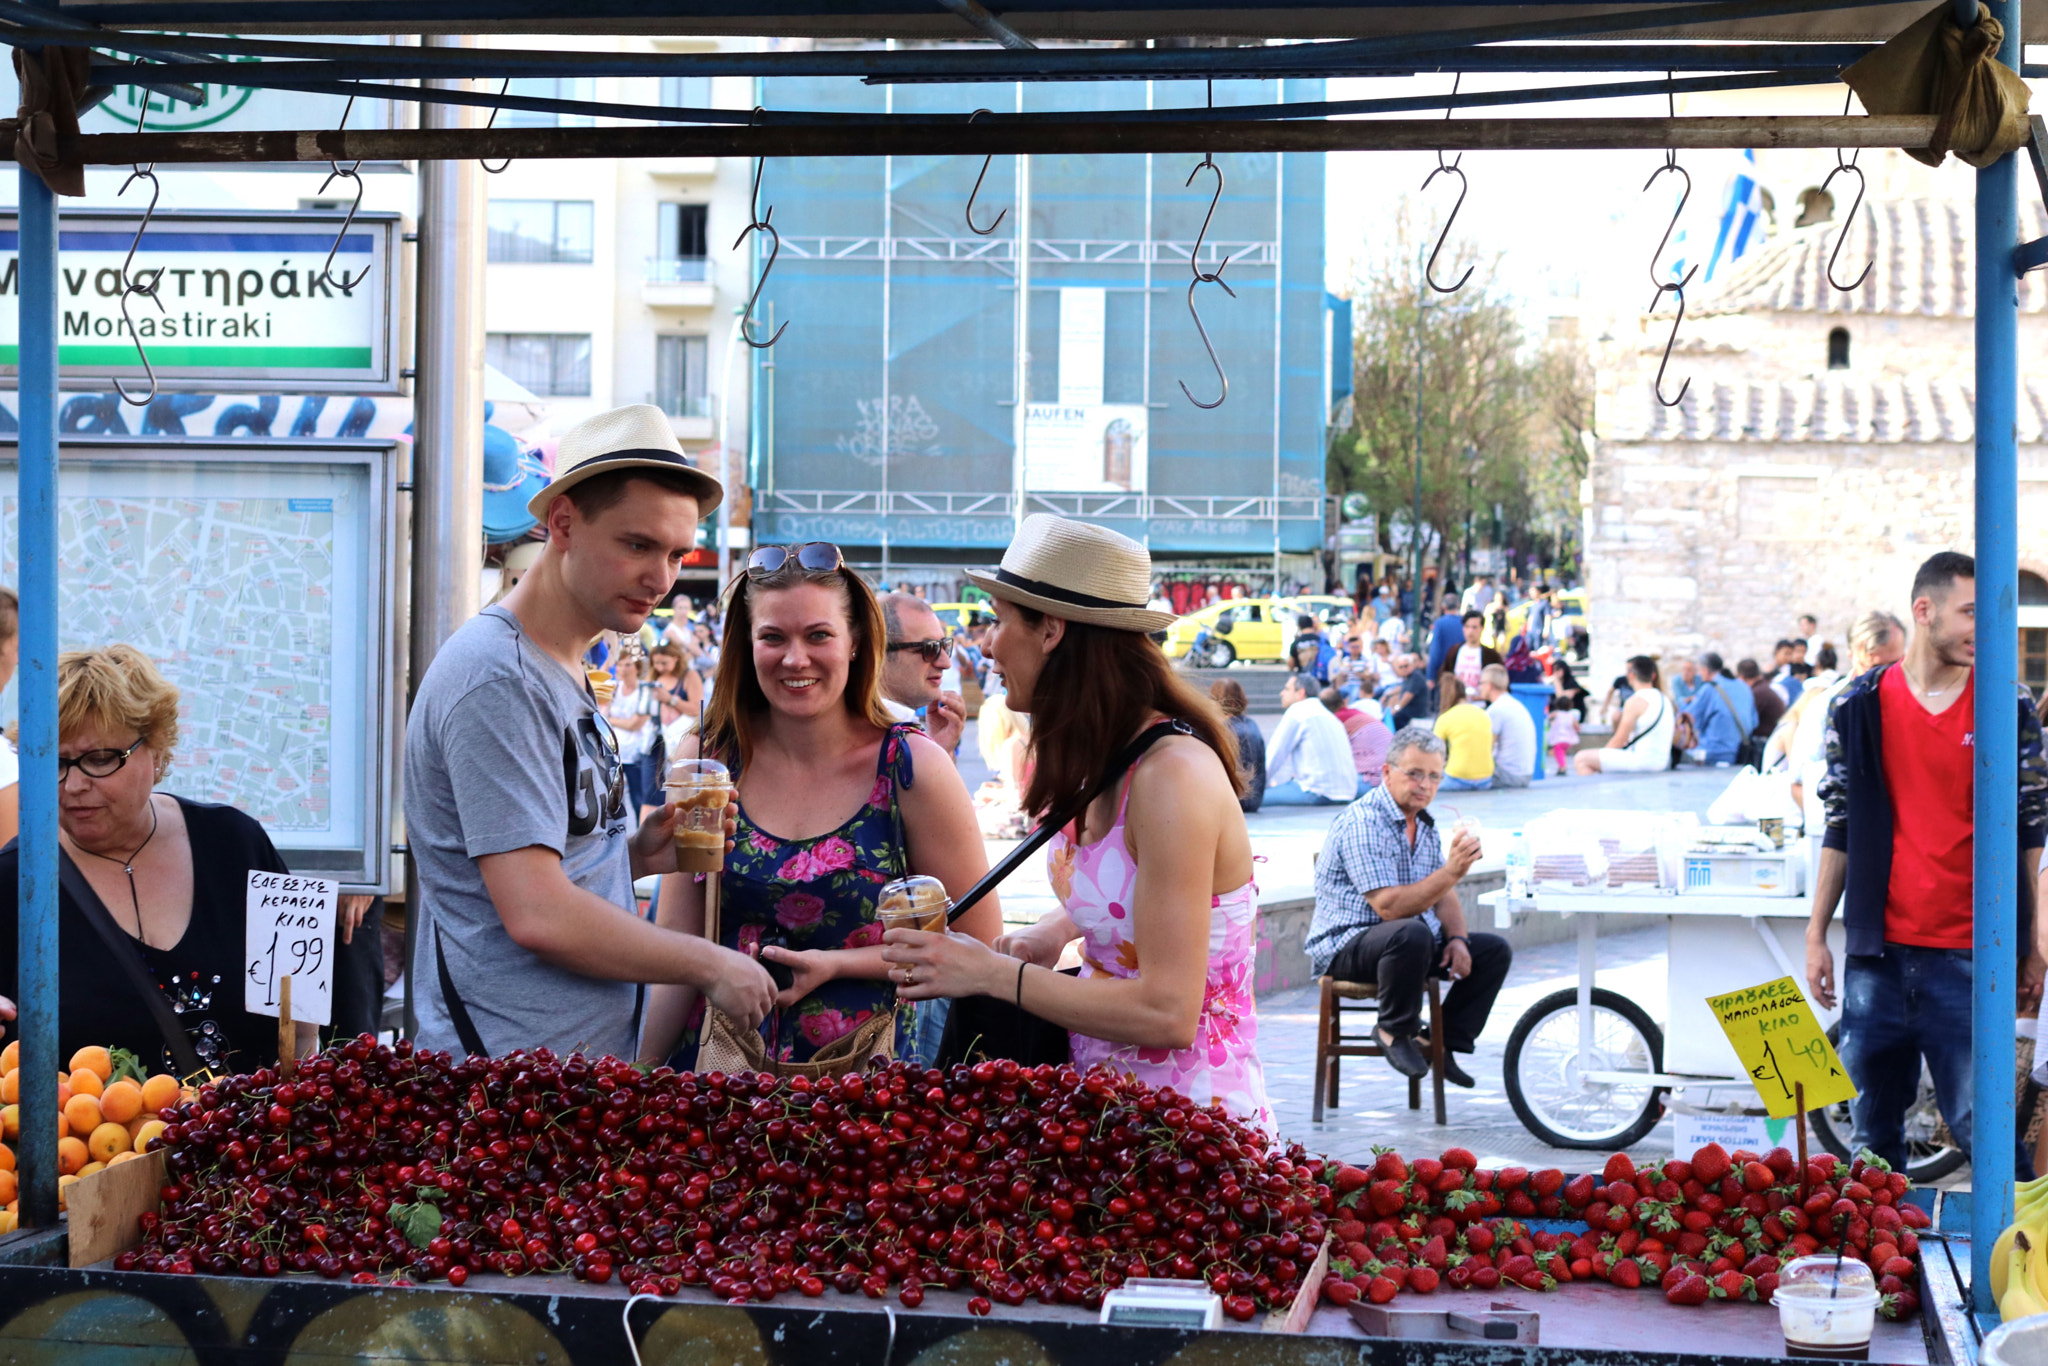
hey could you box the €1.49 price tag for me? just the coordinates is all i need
[1706,976,1857,1119]
[244,870,337,1026]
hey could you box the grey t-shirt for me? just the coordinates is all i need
[405,605,638,1058]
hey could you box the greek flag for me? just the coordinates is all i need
[1705,150,1765,283]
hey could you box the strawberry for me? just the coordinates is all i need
[1880,1254,1914,1279]
[1496,1165,1529,1192]
[1563,1173,1598,1208]
[1603,1205,1634,1234]
[1616,1229,1642,1256]
[1434,1169,1468,1194]
[1882,1288,1920,1319]
[1666,1272,1710,1306]
[1742,1162,1775,1192]
[1712,1270,1754,1301]
[1368,1180,1408,1217]
[1696,1193,1726,1218]
[1537,1195,1564,1218]
[1424,1216,1457,1242]
[1877,1274,1904,1297]
[1663,1159,1693,1185]
[1506,1190,1537,1218]
[1900,1203,1931,1229]
[1465,1223,1496,1254]
[1371,1149,1409,1183]
[1332,1164,1372,1194]
[1445,1262,1473,1290]
[1606,1181,1639,1208]
[1690,1143,1731,1185]
[1872,1205,1904,1232]
[1322,1277,1359,1306]
[1676,1231,1709,1258]
[1469,1265,1501,1290]
[1441,1147,1478,1171]
[1888,1172,1910,1199]
[1367,1276,1399,1304]
[1610,1258,1642,1289]
[1570,1257,1592,1281]
[1473,1168,1496,1192]
[1603,1153,1637,1184]
[1408,1265,1440,1294]
[1681,1210,1714,1234]
[1334,1219,1367,1243]
[1344,1241,1372,1266]
[1381,1264,1409,1289]
[1533,1168,1566,1196]
[1842,1180,1873,1203]
[1741,1254,1779,1278]
[1410,1157,1444,1186]
[1762,1147,1797,1179]
[1419,1235,1448,1270]
[1498,1254,1536,1282]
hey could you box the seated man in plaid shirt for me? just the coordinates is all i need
[1305,725,1514,1087]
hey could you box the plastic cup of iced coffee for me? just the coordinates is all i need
[665,758,732,874]
[877,875,951,936]
[1776,1255,1881,1360]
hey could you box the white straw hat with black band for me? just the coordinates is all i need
[964,514,1177,633]
[527,403,724,519]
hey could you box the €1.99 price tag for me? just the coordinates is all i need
[244,870,337,1026]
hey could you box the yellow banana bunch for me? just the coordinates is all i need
[1994,1175,2048,1306]
[2004,1231,2048,1322]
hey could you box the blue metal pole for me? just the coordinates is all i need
[14,167,58,1230]
[1970,0,2020,1317]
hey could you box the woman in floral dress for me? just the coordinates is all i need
[882,517,1272,1132]
[639,543,998,1068]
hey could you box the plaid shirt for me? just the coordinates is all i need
[1305,782,1444,977]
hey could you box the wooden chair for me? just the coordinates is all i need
[1311,974,1448,1125]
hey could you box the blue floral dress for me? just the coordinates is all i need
[670,724,916,1067]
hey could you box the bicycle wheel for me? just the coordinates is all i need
[1807,1024,1967,1184]
[1505,987,1667,1150]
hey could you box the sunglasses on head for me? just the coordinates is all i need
[746,543,844,578]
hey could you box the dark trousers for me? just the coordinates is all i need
[1328,919,1513,1054]
[328,900,386,1040]
[1839,944,2035,1180]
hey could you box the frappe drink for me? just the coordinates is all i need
[877,875,950,934]
[665,758,732,874]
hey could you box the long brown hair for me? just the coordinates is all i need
[1013,606,1243,817]
[703,559,897,774]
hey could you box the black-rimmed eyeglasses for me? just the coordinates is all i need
[58,736,148,780]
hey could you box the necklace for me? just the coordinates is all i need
[74,799,161,941]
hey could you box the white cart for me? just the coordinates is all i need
[1478,882,1848,1151]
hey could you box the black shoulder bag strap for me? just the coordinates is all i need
[433,921,493,1058]
[945,717,1194,926]
[57,852,204,1075]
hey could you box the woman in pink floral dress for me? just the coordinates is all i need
[884,517,1272,1132]
[639,544,998,1068]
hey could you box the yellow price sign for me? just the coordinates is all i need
[1706,976,1858,1119]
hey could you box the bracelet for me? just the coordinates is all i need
[1444,935,1470,947]
[1016,960,1029,1008]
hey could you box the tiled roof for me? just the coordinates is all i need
[1693,197,2048,318]
[1610,373,2048,443]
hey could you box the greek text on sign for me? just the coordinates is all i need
[1706,976,1857,1119]
[0,211,399,393]
[245,871,337,1026]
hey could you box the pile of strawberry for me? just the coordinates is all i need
[1318,1142,1930,1319]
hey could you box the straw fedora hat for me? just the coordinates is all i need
[964,515,1176,633]
[526,403,723,519]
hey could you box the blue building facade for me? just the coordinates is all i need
[746,76,1329,587]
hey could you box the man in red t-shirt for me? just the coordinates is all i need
[1806,552,2048,1177]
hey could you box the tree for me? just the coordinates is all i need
[1327,204,1593,594]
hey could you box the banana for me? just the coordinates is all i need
[1992,1178,2048,1301]
[2002,1231,2048,1322]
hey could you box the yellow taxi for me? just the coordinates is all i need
[931,601,996,634]
[1505,589,1589,646]
[1162,598,1294,666]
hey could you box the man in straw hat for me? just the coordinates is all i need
[405,403,776,1059]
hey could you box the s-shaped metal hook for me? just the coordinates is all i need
[1423,74,1473,294]
[733,111,789,349]
[1820,90,1872,293]
[113,75,166,405]
[964,109,1006,235]
[1177,148,1235,409]
[1641,159,1699,297]
[316,95,373,293]
[1647,284,1690,409]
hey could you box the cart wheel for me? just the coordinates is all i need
[1806,1023,1966,1184]
[1504,987,1667,1150]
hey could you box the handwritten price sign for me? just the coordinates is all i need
[1706,976,1857,1119]
[244,870,337,1026]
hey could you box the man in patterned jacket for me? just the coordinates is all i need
[1805,551,2046,1177]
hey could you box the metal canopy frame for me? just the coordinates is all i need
[1,0,2029,1337]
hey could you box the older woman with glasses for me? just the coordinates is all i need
[0,645,312,1075]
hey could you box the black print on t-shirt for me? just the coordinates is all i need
[563,716,628,838]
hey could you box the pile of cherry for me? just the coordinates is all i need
[1318,1145,1930,1318]
[120,1039,1331,1319]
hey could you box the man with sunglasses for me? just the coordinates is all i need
[879,592,967,754]
[405,405,777,1060]
[1304,725,1513,1087]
